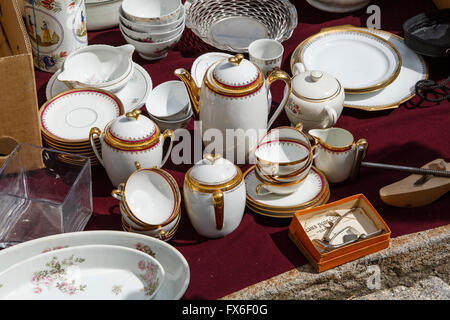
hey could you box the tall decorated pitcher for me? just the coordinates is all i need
[23,0,88,73]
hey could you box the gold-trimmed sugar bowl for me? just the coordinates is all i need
[89,108,175,187]
[183,154,246,238]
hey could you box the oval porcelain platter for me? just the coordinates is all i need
[290,26,428,111]
[0,244,165,300]
[46,63,153,113]
[0,231,190,300]
[296,28,402,94]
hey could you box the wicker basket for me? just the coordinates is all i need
[185,0,298,52]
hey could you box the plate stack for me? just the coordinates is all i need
[119,0,186,60]
[290,26,428,112]
[40,88,125,166]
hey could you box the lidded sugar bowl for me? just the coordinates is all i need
[183,154,246,238]
[285,62,345,131]
[89,109,175,187]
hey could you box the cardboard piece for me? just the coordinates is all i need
[0,0,42,168]
[289,194,391,272]
[433,0,450,9]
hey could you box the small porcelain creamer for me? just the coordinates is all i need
[309,127,368,183]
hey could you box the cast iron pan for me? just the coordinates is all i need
[403,8,450,58]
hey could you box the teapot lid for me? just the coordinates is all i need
[292,70,341,101]
[206,54,264,97]
[185,154,243,192]
[105,109,160,150]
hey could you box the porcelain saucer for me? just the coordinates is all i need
[47,63,153,112]
[244,165,330,217]
[40,89,123,142]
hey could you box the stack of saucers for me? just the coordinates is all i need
[112,165,182,242]
[119,0,186,61]
[40,88,125,166]
[145,80,192,131]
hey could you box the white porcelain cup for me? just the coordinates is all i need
[146,80,191,121]
[309,127,368,183]
[248,38,284,77]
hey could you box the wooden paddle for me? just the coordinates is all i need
[379,158,450,208]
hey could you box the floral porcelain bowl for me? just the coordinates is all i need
[119,4,185,33]
[120,19,185,43]
[0,244,165,300]
[121,0,181,24]
[57,44,135,93]
[120,24,184,60]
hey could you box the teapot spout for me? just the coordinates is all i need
[174,68,200,118]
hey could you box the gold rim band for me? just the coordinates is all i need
[185,165,244,194]
[294,27,402,94]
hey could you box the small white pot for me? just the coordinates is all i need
[183,154,246,238]
[285,62,344,130]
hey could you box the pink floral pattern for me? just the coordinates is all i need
[135,243,156,258]
[112,285,123,296]
[31,254,87,295]
[138,260,160,296]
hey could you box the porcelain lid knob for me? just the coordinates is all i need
[311,71,323,82]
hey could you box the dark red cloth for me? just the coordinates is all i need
[33,0,450,299]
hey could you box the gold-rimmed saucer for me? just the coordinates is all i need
[244,165,330,216]
[246,188,330,218]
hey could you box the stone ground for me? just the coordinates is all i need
[221,224,450,300]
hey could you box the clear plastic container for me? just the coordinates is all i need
[0,143,92,248]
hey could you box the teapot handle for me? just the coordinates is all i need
[212,190,224,230]
[89,127,104,167]
[324,107,338,128]
[293,62,306,76]
[160,129,175,167]
[267,68,292,130]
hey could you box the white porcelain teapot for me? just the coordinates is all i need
[89,109,174,187]
[175,54,291,162]
[285,62,344,131]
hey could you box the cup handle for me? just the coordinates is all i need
[295,122,304,132]
[111,183,125,201]
[355,138,369,159]
[160,129,175,167]
[89,127,104,167]
[158,228,167,241]
[267,68,292,129]
[212,190,224,230]
[256,184,272,196]
[311,144,319,160]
